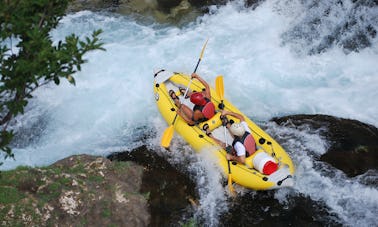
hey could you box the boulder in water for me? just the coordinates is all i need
[272,114,378,177]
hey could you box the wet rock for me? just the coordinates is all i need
[66,0,117,12]
[187,0,227,7]
[157,0,182,12]
[244,0,265,8]
[272,114,378,177]
[108,145,198,226]
[223,191,342,226]
[67,0,229,12]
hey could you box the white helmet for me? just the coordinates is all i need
[230,123,245,137]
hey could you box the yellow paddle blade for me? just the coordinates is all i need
[199,38,209,60]
[215,75,224,100]
[161,125,174,148]
[228,174,236,195]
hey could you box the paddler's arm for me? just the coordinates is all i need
[191,73,211,99]
[209,134,226,148]
[221,110,245,122]
[226,153,246,164]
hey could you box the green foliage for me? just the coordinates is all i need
[180,218,197,227]
[101,201,112,218]
[88,174,104,183]
[0,186,25,204]
[0,130,13,159]
[0,0,105,159]
[113,160,131,171]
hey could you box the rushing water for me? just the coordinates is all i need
[2,0,378,226]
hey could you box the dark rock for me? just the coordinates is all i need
[66,0,117,12]
[223,191,342,226]
[272,114,378,177]
[244,0,265,8]
[108,145,198,226]
[187,0,227,7]
[157,0,182,12]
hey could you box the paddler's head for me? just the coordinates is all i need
[230,123,246,137]
[190,92,207,106]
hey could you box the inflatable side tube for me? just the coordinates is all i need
[198,112,222,131]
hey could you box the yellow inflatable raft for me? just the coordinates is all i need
[153,70,295,190]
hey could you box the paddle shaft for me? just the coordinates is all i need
[225,126,232,174]
[182,44,205,114]
[216,75,236,194]
[183,39,208,98]
[177,40,208,118]
[171,112,178,125]
[161,39,208,148]
[226,127,235,194]
[182,60,199,99]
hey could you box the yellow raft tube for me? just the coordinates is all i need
[154,70,295,190]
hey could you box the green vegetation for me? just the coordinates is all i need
[88,174,104,183]
[100,200,112,218]
[0,186,24,204]
[67,163,86,174]
[102,207,112,218]
[143,191,151,200]
[180,218,197,227]
[113,160,131,170]
[0,0,105,161]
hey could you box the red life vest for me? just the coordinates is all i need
[193,98,215,120]
[232,132,256,156]
[201,101,215,119]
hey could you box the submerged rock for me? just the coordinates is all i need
[272,114,378,177]
[0,155,149,226]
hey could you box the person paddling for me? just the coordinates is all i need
[217,110,257,164]
[169,73,216,127]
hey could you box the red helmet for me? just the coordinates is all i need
[190,92,207,106]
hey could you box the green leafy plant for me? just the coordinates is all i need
[0,0,105,160]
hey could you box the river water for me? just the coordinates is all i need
[2,0,378,226]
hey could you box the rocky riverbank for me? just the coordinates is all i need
[0,151,198,226]
[0,155,150,226]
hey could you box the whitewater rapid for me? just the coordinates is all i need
[2,0,378,226]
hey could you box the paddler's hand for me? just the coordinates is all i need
[191,73,199,79]
[221,110,229,116]
[226,153,232,161]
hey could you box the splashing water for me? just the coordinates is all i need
[2,0,378,226]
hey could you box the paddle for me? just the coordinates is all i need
[215,75,236,195]
[215,76,224,109]
[161,39,209,148]
[183,39,209,99]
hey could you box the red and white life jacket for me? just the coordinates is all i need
[232,132,256,156]
[233,133,278,175]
